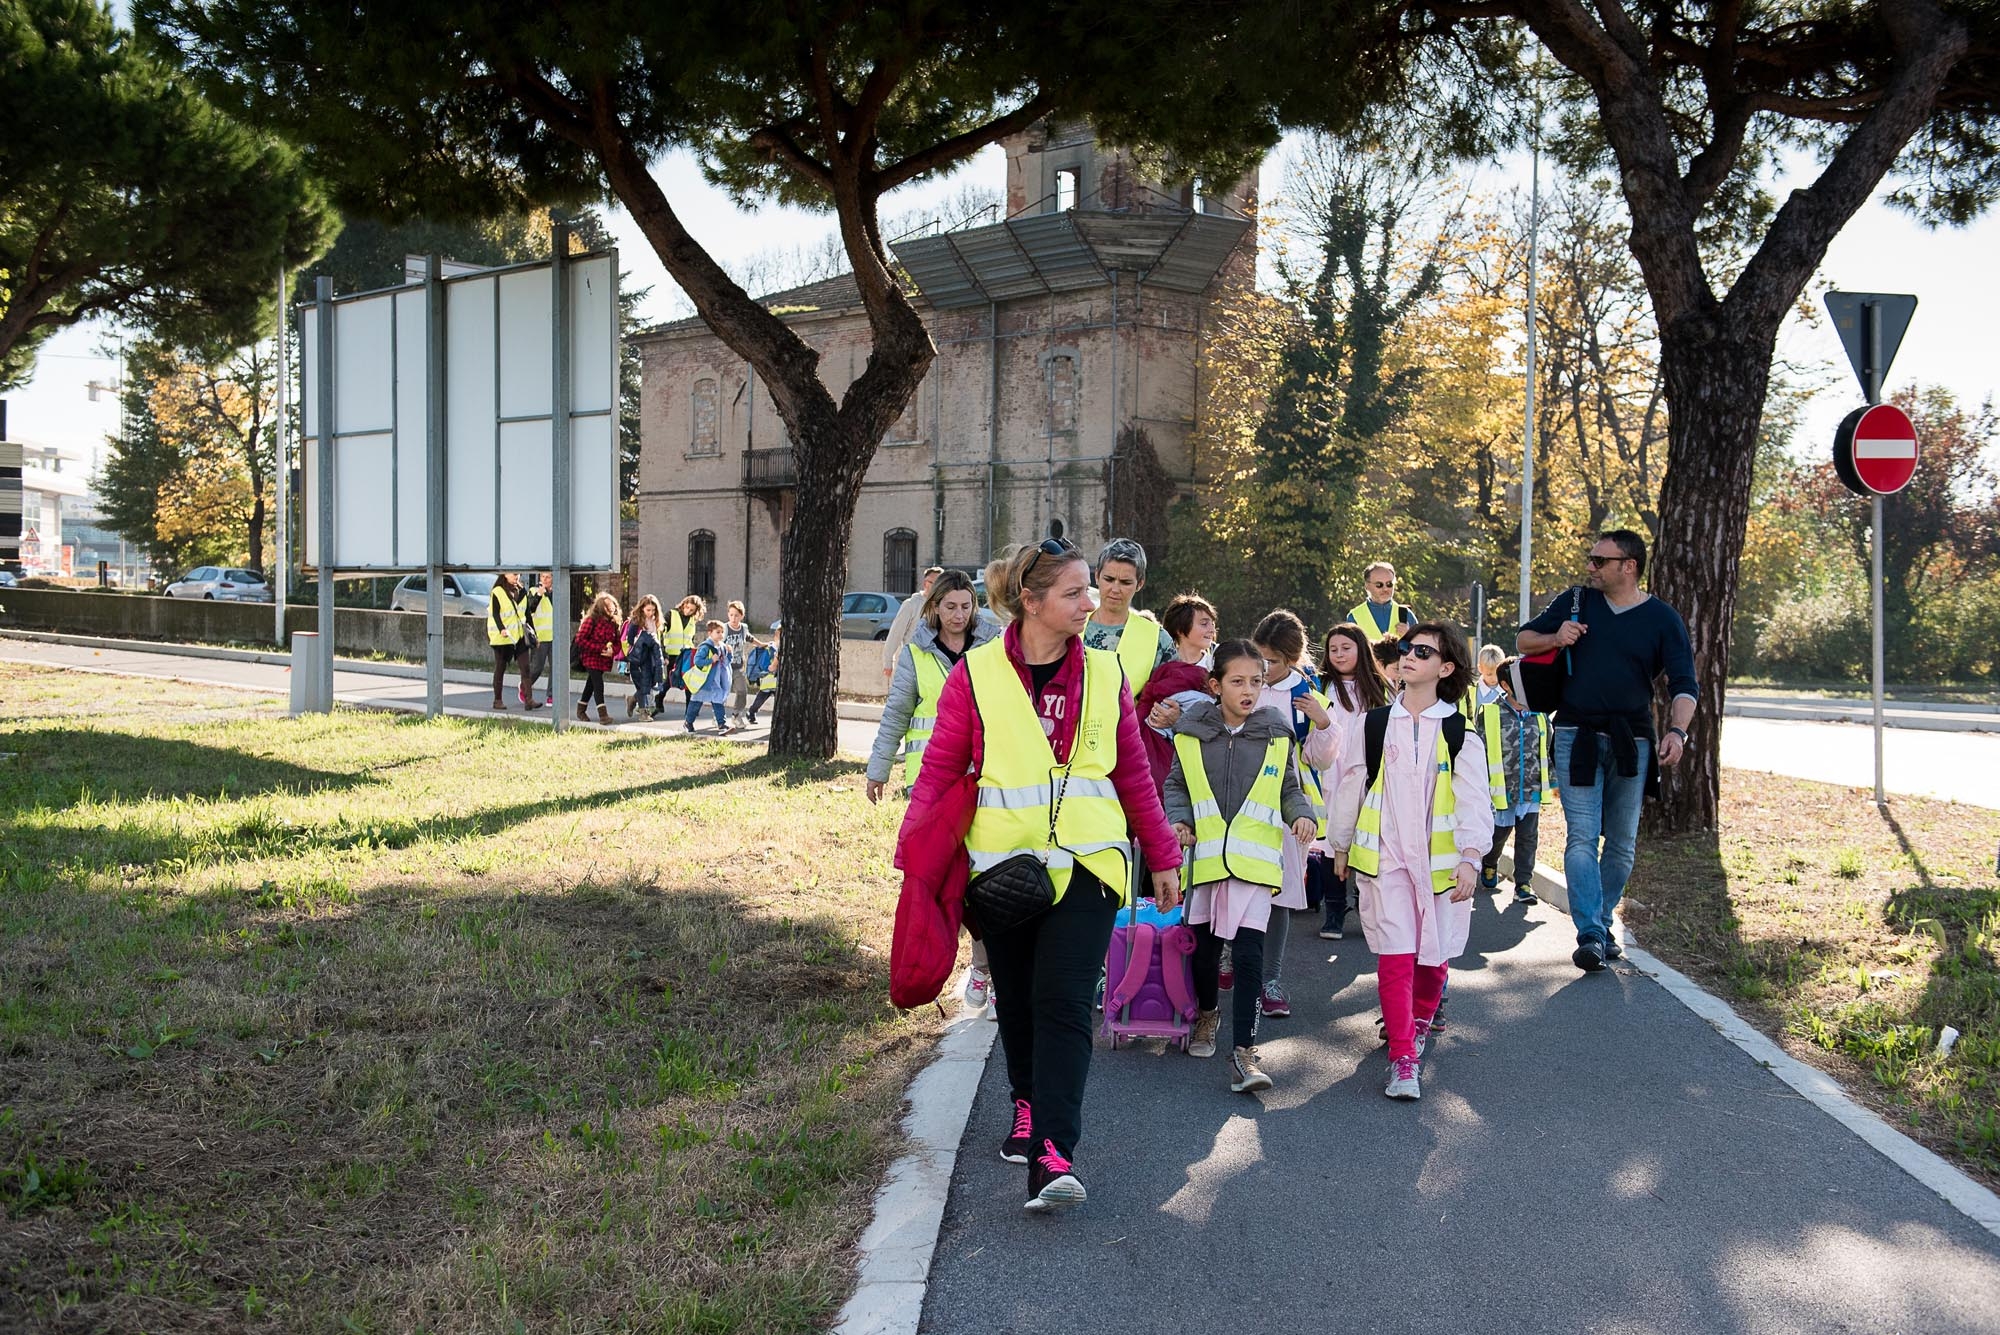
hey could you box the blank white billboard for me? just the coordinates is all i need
[300,251,619,572]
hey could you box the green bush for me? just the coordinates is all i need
[1755,582,1871,681]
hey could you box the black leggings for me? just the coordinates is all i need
[580,669,605,706]
[1193,920,1264,1050]
[491,644,521,697]
[982,872,1119,1162]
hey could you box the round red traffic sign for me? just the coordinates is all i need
[1833,403,1919,497]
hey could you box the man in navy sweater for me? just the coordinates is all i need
[1518,530,1698,973]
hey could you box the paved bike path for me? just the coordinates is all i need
[917,896,2000,1335]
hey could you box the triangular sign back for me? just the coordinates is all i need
[1823,291,1917,398]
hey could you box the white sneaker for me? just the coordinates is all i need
[960,966,993,1013]
[1385,1054,1421,1100]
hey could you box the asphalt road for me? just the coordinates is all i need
[917,896,2000,1335]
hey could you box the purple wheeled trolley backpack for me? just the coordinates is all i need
[1101,893,1200,1049]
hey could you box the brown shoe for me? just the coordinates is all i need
[626,697,636,717]
[596,706,613,724]
[575,703,588,722]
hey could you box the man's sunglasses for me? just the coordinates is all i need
[1396,640,1440,661]
[1022,536,1077,585]
[1585,553,1633,569]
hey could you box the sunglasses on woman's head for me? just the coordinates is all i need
[1396,640,1440,661]
[1021,536,1077,585]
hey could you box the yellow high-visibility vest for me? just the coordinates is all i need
[1175,733,1289,892]
[1346,599,1414,645]
[684,643,718,693]
[1349,725,1460,895]
[1108,609,1162,694]
[662,609,695,656]
[529,591,555,643]
[488,586,526,646]
[1481,701,1554,808]
[963,639,1131,906]
[903,649,950,788]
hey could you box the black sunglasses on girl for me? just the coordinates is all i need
[1396,640,1440,661]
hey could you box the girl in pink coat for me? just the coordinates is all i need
[1327,622,1493,1102]
[1247,610,1339,1019]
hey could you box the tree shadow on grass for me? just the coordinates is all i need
[0,726,380,810]
[0,868,919,1334]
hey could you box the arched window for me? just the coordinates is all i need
[883,528,919,596]
[688,530,717,600]
[690,378,719,456]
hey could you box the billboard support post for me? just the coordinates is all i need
[274,265,289,646]
[313,276,336,712]
[551,222,574,733]
[425,256,447,719]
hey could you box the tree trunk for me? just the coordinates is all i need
[769,419,869,759]
[1645,317,1770,834]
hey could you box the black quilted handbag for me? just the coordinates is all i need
[964,852,1057,935]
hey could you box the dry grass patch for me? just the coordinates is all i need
[0,663,942,1332]
[1539,772,2000,1185]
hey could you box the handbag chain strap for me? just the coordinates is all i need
[1045,658,1085,854]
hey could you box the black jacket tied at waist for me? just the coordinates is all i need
[1564,713,1661,799]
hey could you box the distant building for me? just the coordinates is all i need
[633,121,1256,616]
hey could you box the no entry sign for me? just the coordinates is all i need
[1833,403,1920,497]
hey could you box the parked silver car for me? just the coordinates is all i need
[163,566,271,601]
[842,590,909,640]
[390,572,497,617]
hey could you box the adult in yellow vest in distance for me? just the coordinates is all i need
[1085,537,1174,695]
[663,595,706,703]
[1326,622,1493,1103]
[896,538,1183,1212]
[487,571,530,711]
[1347,560,1418,644]
[866,570,998,801]
[518,571,558,709]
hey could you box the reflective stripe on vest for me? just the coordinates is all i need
[489,588,525,646]
[1536,714,1554,802]
[903,649,950,787]
[662,609,695,656]
[1346,600,1412,645]
[1110,609,1160,694]
[963,639,1131,905]
[1300,688,1331,836]
[1349,725,1459,894]
[1175,732,1288,891]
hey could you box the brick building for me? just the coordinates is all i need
[633,123,1256,618]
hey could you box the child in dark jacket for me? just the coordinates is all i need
[625,595,668,719]
[1163,641,1318,1095]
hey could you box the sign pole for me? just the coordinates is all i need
[425,256,446,719]
[314,276,337,713]
[274,265,289,646]
[1520,131,1540,624]
[551,222,573,734]
[1864,300,1885,807]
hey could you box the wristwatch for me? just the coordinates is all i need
[1667,726,1689,743]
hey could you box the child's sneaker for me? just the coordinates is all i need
[1229,1046,1273,1093]
[1413,1016,1432,1060]
[1429,996,1448,1032]
[1259,981,1290,1018]
[1000,1098,1033,1164]
[1512,884,1539,906]
[1189,1010,1220,1059]
[1092,968,1106,1011]
[960,965,993,1013]
[1025,1140,1085,1212]
[1384,1054,1421,1100]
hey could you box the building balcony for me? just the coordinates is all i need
[743,447,796,490]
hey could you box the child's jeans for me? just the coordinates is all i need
[684,701,726,729]
[631,666,663,713]
[1377,953,1447,1062]
[1192,922,1263,1050]
[1482,811,1541,885]
[749,689,774,719]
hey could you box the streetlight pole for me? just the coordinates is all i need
[1520,65,1543,625]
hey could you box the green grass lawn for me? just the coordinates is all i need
[0,663,940,1333]
[1544,778,2000,1185]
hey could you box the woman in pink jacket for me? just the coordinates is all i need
[1327,622,1494,1102]
[899,538,1183,1213]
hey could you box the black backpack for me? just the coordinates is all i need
[1364,705,1467,791]
[1510,585,1582,714]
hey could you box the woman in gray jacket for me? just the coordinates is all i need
[867,569,1001,1014]
[1164,642,1318,1092]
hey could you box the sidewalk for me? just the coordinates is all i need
[1728,692,2000,733]
[0,633,883,756]
[917,897,2000,1335]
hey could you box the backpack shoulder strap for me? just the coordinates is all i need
[1443,712,1466,762]
[1363,706,1391,790]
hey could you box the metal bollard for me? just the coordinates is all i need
[290,631,329,715]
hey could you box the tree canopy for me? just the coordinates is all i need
[0,0,335,388]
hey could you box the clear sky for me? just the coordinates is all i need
[7,132,1992,477]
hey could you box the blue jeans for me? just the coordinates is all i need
[1552,727,1649,948]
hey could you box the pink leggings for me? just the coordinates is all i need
[1377,954,1448,1061]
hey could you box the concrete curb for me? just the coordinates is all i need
[1517,855,2000,1242]
[0,628,887,721]
[1726,700,2000,734]
[833,1009,997,1335]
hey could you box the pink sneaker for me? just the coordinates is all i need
[1025,1140,1085,1211]
[1000,1098,1033,1164]
[1385,1054,1421,1100]
[1259,981,1291,1018]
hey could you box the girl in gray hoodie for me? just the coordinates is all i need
[1164,642,1319,1093]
